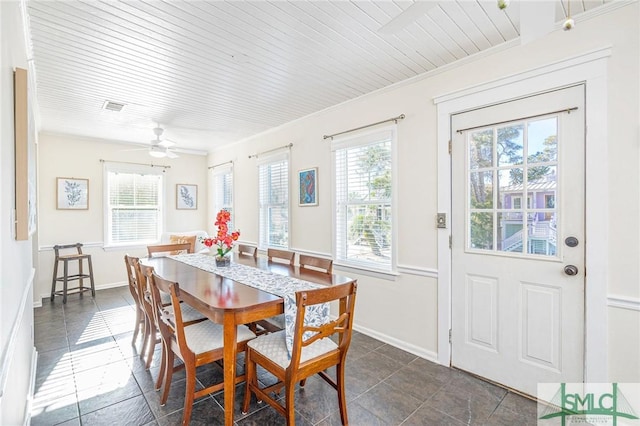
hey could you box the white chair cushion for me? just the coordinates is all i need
[247,330,338,369]
[264,314,285,329]
[165,303,206,323]
[160,230,209,253]
[184,321,256,354]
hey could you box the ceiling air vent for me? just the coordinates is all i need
[102,100,125,112]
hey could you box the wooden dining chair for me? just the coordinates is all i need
[299,254,333,274]
[242,281,357,426]
[147,242,192,257]
[146,269,256,426]
[124,255,147,350]
[127,257,207,372]
[238,244,258,258]
[267,248,295,265]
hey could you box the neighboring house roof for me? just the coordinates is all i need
[502,180,556,193]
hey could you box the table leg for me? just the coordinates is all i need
[223,312,237,426]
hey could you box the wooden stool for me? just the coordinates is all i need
[50,243,96,304]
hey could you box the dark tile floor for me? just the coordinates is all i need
[32,287,538,425]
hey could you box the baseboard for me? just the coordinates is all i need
[352,322,440,365]
[24,348,37,426]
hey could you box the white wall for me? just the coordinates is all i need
[35,133,209,302]
[0,1,37,424]
[210,4,640,380]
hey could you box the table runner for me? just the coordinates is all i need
[169,253,329,357]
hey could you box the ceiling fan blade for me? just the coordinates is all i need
[166,150,179,159]
[378,1,439,35]
[159,139,176,148]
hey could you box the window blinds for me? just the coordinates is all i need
[107,170,162,244]
[258,155,289,249]
[213,167,234,230]
[333,131,393,269]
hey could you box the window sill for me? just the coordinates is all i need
[103,242,155,252]
[333,262,399,281]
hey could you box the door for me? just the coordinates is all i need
[451,85,585,397]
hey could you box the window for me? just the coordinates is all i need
[332,128,395,271]
[258,153,289,249]
[213,165,234,230]
[104,163,163,246]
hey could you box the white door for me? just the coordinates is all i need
[451,85,585,397]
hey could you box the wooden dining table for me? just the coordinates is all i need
[141,252,356,426]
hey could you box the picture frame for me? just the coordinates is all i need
[56,177,89,210]
[298,167,318,206]
[176,184,198,209]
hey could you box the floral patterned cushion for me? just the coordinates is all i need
[247,330,338,369]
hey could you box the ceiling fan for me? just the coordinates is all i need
[148,125,179,158]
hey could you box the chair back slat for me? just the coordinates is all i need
[299,254,333,274]
[147,242,192,257]
[267,248,295,265]
[238,244,258,258]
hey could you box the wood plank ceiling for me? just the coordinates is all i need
[25,0,611,153]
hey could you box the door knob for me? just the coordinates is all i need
[564,265,579,276]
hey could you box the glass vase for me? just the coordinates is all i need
[215,255,231,267]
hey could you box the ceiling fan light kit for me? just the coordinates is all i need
[148,124,179,158]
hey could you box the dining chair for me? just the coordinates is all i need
[127,257,207,371]
[242,281,358,426]
[298,254,333,274]
[146,269,256,426]
[124,254,147,349]
[267,248,295,265]
[238,243,258,258]
[147,242,192,257]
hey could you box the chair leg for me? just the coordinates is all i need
[284,377,296,426]
[336,361,348,425]
[181,367,196,426]
[140,314,152,360]
[131,306,142,346]
[145,332,156,370]
[242,349,256,414]
[62,261,69,304]
[50,260,59,301]
[78,258,84,297]
[160,351,175,405]
[155,342,168,391]
[87,256,96,297]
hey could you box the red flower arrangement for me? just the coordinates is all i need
[202,210,240,258]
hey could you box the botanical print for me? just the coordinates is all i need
[176,184,197,209]
[57,178,88,209]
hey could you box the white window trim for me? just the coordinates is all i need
[330,125,398,272]
[212,163,234,226]
[257,151,290,250]
[102,162,165,249]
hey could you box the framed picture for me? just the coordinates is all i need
[298,167,318,206]
[176,184,198,209]
[56,177,89,210]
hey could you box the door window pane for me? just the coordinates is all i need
[498,212,524,253]
[470,212,493,250]
[469,129,493,169]
[469,171,493,209]
[497,124,524,166]
[527,118,557,162]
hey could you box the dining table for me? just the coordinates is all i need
[141,252,356,426]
